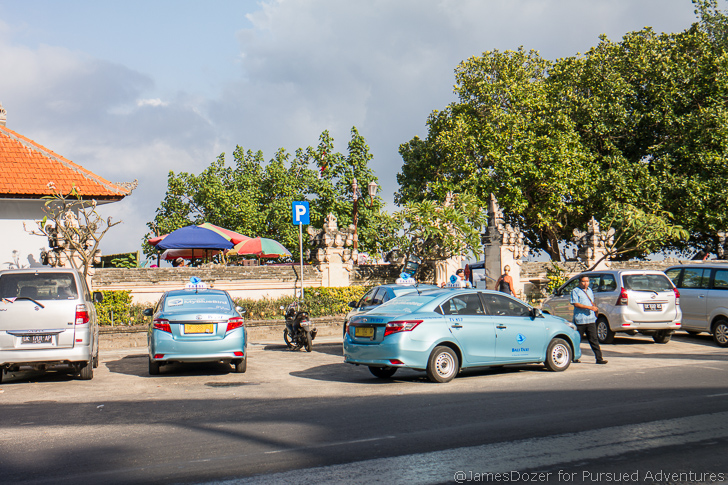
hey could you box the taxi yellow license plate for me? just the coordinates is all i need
[185,324,214,334]
[355,327,374,337]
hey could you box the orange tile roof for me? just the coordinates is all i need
[0,125,131,200]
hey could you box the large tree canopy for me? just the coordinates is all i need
[397,8,728,260]
[144,128,389,260]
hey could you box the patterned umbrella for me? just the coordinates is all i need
[149,223,249,247]
[227,237,292,258]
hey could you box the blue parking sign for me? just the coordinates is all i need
[292,201,310,225]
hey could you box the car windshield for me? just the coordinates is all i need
[0,273,78,301]
[163,293,232,312]
[369,294,437,314]
[622,274,674,292]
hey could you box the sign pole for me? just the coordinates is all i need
[299,222,304,300]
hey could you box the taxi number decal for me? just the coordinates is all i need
[448,317,463,323]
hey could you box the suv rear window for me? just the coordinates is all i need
[163,293,232,312]
[0,273,78,300]
[622,274,673,292]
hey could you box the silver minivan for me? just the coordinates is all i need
[665,264,728,347]
[0,268,102,382]
[542,269,682,344]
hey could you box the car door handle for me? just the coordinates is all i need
[496,325,507,329]
[699,295,705,298]
[451,324,462,329]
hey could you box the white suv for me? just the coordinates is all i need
[542,269,682,344]
[665,264,728,347]
[0,268,102,382]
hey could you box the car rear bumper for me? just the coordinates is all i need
[606,308,682,330]
[0,345,92,366]
[149,329,245,363]
[343,336,431,369]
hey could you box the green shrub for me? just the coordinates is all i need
[233,286,370,320]
[95,290,132,326]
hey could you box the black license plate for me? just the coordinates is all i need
[22,334,53,344]
[643,303,662,312]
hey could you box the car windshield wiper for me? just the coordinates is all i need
[8,297,45,308]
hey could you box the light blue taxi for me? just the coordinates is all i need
[343,288,581,382]
[145,278,247,375]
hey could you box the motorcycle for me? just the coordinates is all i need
[283,301,317,352]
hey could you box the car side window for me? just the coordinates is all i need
[440,295,484,315]
[380,291,392,303]
[713,269,728,290]
[681,269,709,289]
[598,274,617,292]
[359,288,378,306]
[371,288,388,305]
[482,293,531,317]
[559,278,580,296]
[665,268,682,286]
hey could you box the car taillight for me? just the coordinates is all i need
[153,319,171,333]
[75,304,89,325]
[673,287,680,306]
[616,288,628,306]
[384,320,423,337]
[226,317,245,333]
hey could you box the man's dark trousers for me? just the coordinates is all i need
[577,321,604,362]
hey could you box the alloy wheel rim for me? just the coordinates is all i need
[597,322,607,340]
[716,324,728,344]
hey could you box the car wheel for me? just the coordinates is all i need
[426,346,459,383]
[148,358,160,376]
[0,367,4,384]
[712,319,728,347]
[369,366,398,379]
[304,330,312,352]
[653,330,672,344]
[233,355,247,373]
[596,318,615,344]
[283,328,293,349]
[78,361,93,380]
[544,338,571,372]
[92,352,99,368]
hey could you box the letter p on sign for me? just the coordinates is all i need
[292,201,310,225]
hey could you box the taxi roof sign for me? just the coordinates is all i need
[185,276,207,289]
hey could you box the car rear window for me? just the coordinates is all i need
[622,274,674,292]
[0,273,78,300]
[164,293,232,312]
[370,295,437,314]
[392,287,418,297]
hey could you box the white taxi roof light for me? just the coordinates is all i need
[395,272,416,285]
[185,276,207,289]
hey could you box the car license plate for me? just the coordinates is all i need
[185,324,214,334]
[355,327,374,338]
[643,303,662,311]
[22,334,53,344]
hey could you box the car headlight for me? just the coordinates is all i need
[566,321,577,331]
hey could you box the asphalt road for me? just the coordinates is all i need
[1,332,727,485]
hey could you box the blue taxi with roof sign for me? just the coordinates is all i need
[144,278,247,375]
[343,288,581,382]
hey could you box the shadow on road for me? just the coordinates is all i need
[261,342,342,357]
[105,354,235,378]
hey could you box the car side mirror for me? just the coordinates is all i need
[142,308,154,317]
[237,306,246,315]
[531,308,543,318]
[93,291,104,303]
[348,301,357,308]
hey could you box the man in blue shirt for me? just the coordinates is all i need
[571,275,607,364]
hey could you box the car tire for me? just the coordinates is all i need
[148,358,160,376]
[0,367,4,384]
[78,361,93,380]
[305,331,312,352]
[283,328,293,349]
[92,352,99,368]
[544,338,571,372]
[712,319,728,347]
[653,330,672,344]
[596,318,615,344]
[369,366,398,379]
[426,346,459,383]
[233,356,247,373]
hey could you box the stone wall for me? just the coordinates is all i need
[93,265,322,304]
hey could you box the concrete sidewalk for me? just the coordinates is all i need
[100,316,344,349]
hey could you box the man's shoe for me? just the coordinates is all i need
[573,359,580,363]
[596,359,608,365]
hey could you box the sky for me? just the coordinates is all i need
[0,0,704,260]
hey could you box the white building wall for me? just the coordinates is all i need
[0,199,48,270]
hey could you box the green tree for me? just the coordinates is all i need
[144,128,391,260]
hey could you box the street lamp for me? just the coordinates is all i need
[352,179,378,254]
